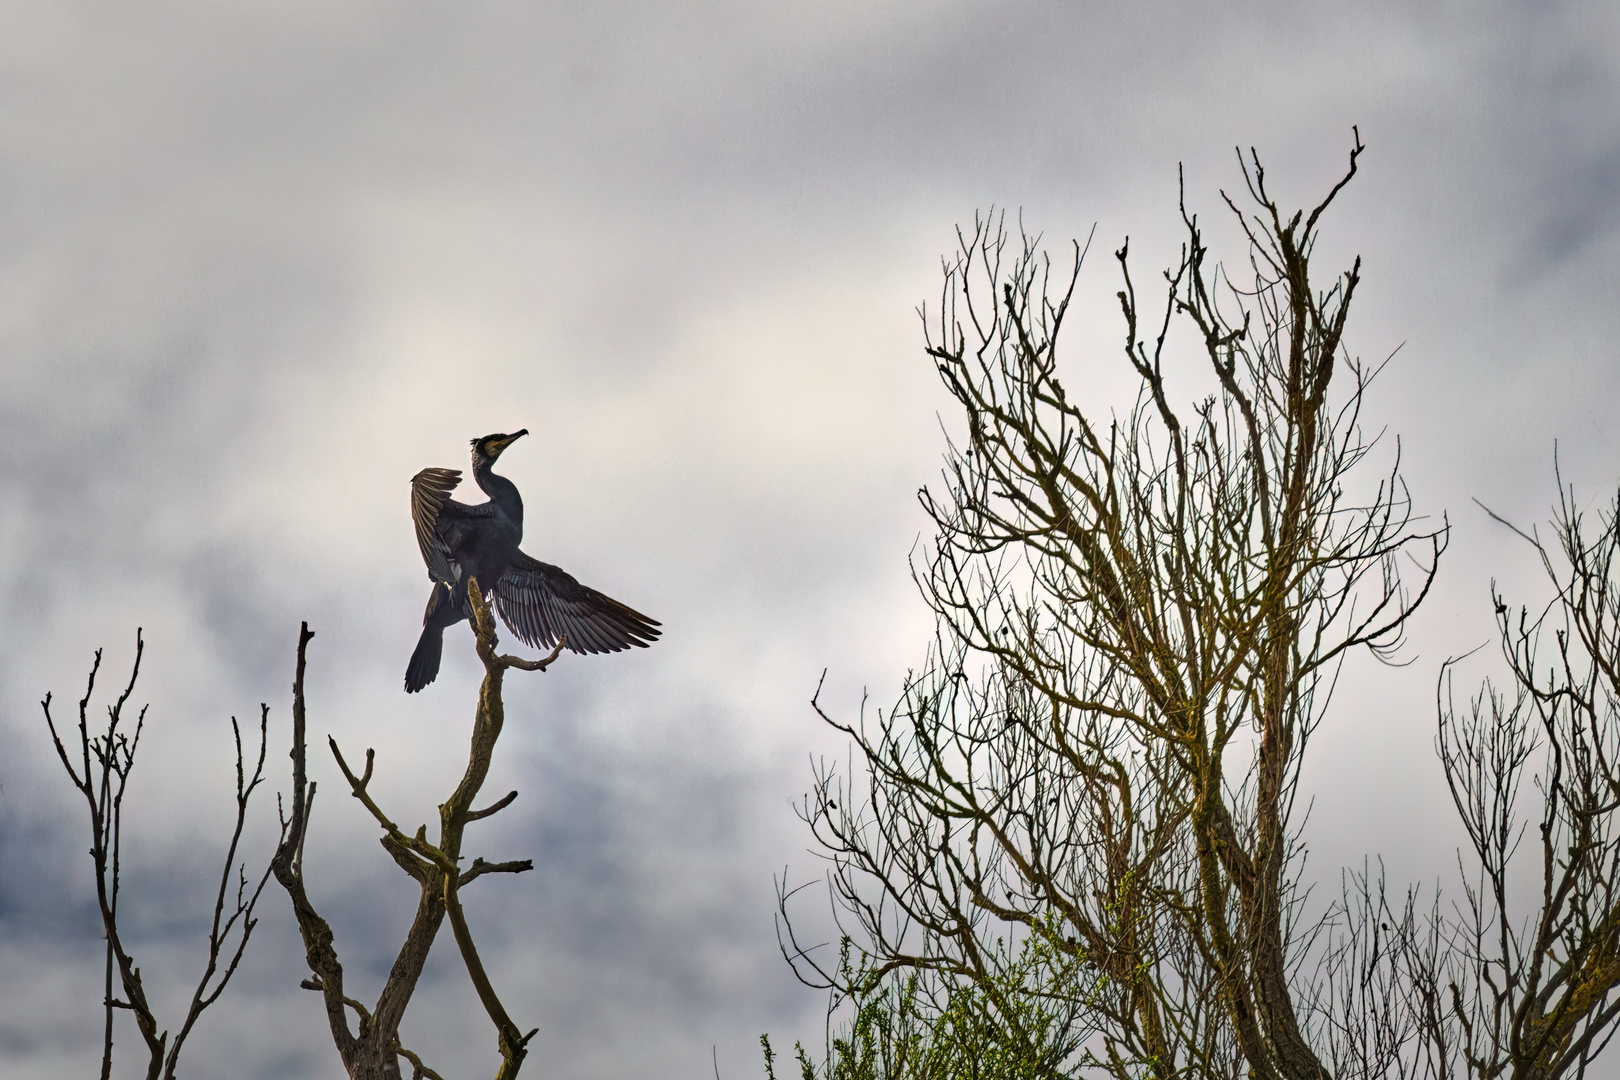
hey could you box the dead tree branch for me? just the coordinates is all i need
[45,629,281,1080]
[271,579,562,1079]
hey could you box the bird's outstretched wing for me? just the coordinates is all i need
[410,467,463,585]
[494,550,661,654]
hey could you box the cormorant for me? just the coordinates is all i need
[404,430,660,692]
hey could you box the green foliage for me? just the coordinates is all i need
[765,932,1093,1080]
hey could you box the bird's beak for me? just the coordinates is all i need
[488,429,529,457]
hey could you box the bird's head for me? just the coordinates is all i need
[471,429,528,465]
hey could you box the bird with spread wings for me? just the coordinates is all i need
[404,430,661,692]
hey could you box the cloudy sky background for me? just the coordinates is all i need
[0,1,1617,1077]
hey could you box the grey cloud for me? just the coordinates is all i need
[2,1,1619,1076]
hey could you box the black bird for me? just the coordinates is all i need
[404,430,661,692]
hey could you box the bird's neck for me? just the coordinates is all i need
[472,460,524,525]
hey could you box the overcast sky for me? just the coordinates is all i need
[0,2,1617,1077]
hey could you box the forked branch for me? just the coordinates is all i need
[45,630,282,1080]
[273,587,563,1079]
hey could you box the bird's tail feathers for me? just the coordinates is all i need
[404,623,444,693]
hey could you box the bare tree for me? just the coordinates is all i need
[272,579,565,1080]
[779,134,1449,1079]
[1406,482,1620,1079]
[44,629,281,1080]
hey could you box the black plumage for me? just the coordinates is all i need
[404,431,660,692]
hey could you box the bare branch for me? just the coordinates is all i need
[461,857,535,887]
[468,790,520,822]
[47,629,280,1080]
